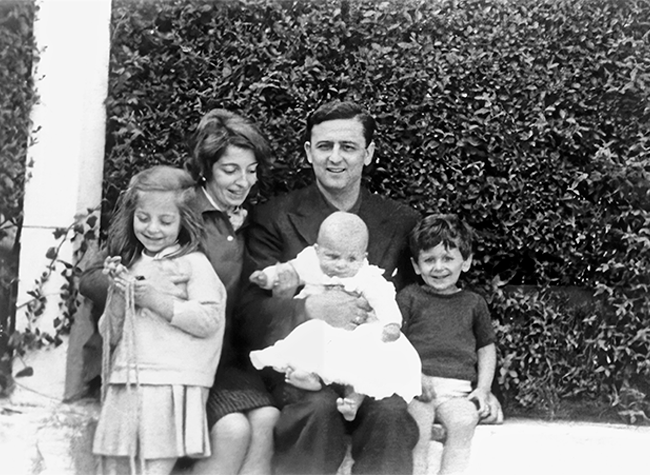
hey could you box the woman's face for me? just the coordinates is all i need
[205,145,258,211]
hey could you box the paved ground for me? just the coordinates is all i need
[1,391,649,475]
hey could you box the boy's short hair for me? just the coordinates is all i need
[409,214,474,260]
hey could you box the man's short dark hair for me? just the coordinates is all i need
[305,101,376,146]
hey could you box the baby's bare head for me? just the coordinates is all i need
[317,212,369,252]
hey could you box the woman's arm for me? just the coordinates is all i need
[78,251,110,307]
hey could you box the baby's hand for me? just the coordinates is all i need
[103,256,128,281]
[274,264,299,296]
[381,323,401,342]
[250,270,273,289]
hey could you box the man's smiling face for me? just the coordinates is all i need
[304,118,374,195]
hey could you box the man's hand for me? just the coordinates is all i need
[304,288,371,330]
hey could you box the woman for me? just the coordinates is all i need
[79,109,279,475]
[185,109,278,475]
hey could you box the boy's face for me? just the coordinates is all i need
[412,242,472,294]
[315,235,366,279]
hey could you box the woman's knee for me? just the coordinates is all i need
[213,412,252,443]
[248,406,280,431]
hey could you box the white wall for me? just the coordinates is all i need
[14,0,112,402]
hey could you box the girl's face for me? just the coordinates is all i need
[412,242,472,294]
[133,190,181,256]
[205,145,258,211]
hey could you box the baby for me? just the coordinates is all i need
[249,211,421,421]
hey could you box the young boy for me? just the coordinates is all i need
[249,211,421,421]
[397,214,497,475]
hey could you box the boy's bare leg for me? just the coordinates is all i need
[285,367,322,391]
[336,388,365,421]
[408,398,435,475]
[436,398,479,474]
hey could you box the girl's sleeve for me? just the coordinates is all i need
[98,285,126,347]
[170,253,226,338]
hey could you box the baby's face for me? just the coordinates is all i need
[315,237,366,278]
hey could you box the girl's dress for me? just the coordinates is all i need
[93,245,226,459]
[249,246,422,402]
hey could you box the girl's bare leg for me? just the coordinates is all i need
[146,458,177,475]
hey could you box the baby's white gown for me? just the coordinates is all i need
[250,247,422,402]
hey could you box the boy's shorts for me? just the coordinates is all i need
[428,376,472,408]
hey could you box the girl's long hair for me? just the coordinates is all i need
[107,166,204,267]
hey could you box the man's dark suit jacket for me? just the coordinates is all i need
[236,182,419,354]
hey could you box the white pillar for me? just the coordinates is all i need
[14,0,111,402]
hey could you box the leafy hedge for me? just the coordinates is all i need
[104,0,650,420]
[0,0,37,391]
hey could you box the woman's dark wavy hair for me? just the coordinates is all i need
[185,109,272,185]
[107,166,204,267]
[408,214,475,260]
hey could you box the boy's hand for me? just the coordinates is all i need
[468,387,491,419]
[417,374,436,402]
[381,323,401,342]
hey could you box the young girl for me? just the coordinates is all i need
[249,212,421,421]
[92,166,226,475]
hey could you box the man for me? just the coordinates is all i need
[237,101,420,474]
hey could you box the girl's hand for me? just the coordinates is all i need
[103,256,128,282]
